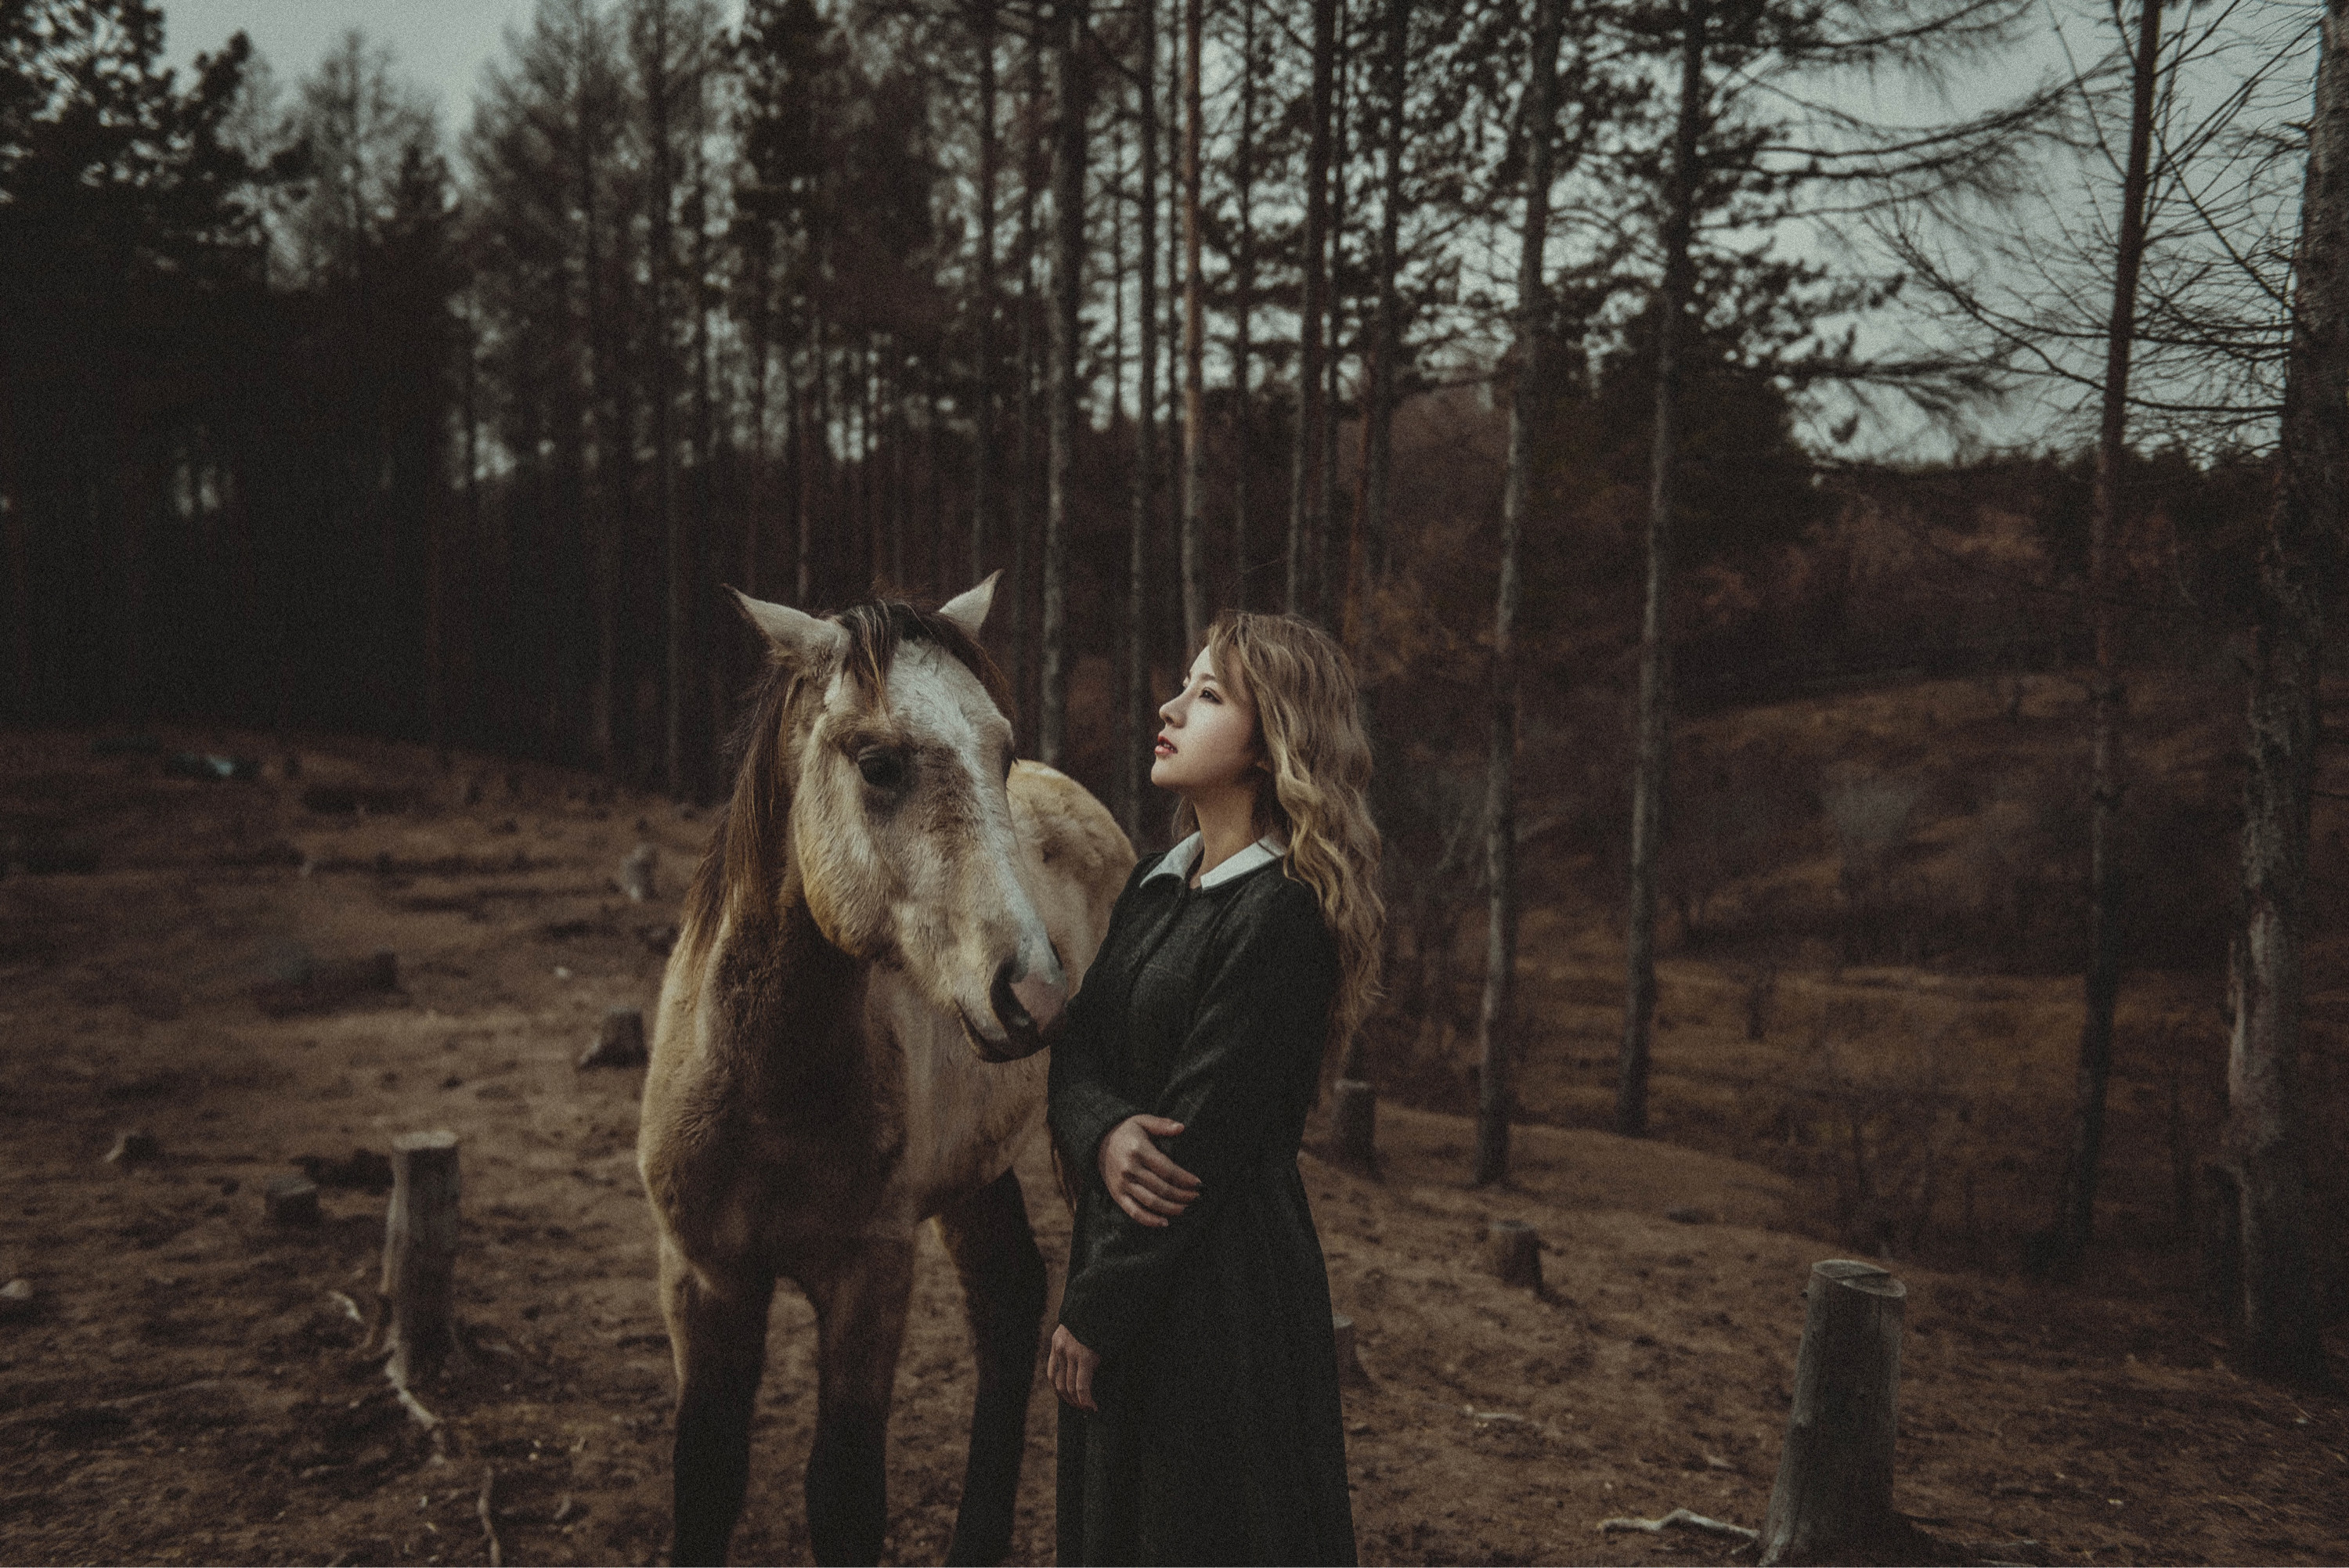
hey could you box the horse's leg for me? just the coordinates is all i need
[660,1239,776,1567]
[935,1168,1048,1567]
[803,1236,915,1567]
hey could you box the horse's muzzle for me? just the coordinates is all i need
[987,956,1066,1057]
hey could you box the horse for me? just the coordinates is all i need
[637,576,1133,1566]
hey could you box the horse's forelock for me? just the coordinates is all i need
[836,599,1012,721]
[680,597,1014,968]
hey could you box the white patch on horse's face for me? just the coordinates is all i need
[791,640,1063,1058]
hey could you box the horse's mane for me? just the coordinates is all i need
[679,597,1013,966]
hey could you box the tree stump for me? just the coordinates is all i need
[105,1128,159,1166]
[1333,1311,1368,1384]
[382,1130,461,1386]
[1759,1260,1907,1566]
[264,1175,321,1225]
[579,1008,648,1069]
[1486,1220,1542,1290]
[1331,1079,1377,1170]
[618,842,658,903]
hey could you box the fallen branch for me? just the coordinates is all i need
[478,1465,503,1568]
[390,1375,451,1465]
[1597,1506,1761,1545]
[392,1380,441,1433]
[1462,1404,1529,1425]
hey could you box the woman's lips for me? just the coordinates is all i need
[1154,734,1176,757]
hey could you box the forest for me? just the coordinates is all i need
[2,0,2347,1559]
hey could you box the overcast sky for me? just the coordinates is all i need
[153,0,2308,463]
[160,0,543,137]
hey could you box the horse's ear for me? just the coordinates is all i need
[936,572,1000,642]
[731,589,846,666]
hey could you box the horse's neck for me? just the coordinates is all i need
[713,866,871,1077]
[713,842,1040,1207]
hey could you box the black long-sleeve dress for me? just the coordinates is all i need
[1048,847,1357,1568]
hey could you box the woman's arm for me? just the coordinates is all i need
[1046,863,1154,1186]
[1055,879,1338,1364]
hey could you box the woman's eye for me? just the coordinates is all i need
[857,750,907,790]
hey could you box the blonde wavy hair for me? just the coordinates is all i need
[1173,612,1384,1057]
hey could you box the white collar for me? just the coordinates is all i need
[1144,831,1287,889]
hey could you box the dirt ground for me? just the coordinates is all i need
[2,725,2344,1567]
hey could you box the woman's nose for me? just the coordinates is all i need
[1158,694,1181,724]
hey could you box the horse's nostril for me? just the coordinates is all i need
[990,959,1035,1040]
[1011,968,1066,1037]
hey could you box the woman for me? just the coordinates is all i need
[1046,611,1383,1567]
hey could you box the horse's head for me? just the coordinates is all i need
[732,576,1068,1062]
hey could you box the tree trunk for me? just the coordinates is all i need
[1470,0,1562,1188]
[2213,0,2347,1390]
[860,338,879,585]
[692,153,720,800]
[778,332,799,604]
[3,488,27,720]
[1331,1077,1377,1168]
[1127,0,1160,841]
[425,412,447,768]
[1618,0,1707,1140]
[1180,0,1207,653]
[646,1,687,798]
[972,0,1000,586]
[926,369,946,598]
[1161,37,1181,679]
[889,348,908,590]
[1012,35,1043,752]
[1233,0,1258,613]
[799,323,821,607]
[745,236,772,603]
[579,78,619,778]
[2054,0,2163,1271]
[1041,0,1088,769]
[461,292,484,745]
[1318,3,1350,625]
[0,346,24,718]
[1287,0,1336,618]
[1362,0,1409,589]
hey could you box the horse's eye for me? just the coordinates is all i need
[857,749,907,791]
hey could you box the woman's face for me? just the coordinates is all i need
[1153,645,1260,798]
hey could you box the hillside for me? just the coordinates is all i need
[0,714,2344,1565]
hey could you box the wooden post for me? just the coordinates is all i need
[382,1130,461,1386]
[1331,1078,1376,1169]
[1486,1219,1542,1291]
[579,1007,648,1069]
[1759,1260,1906,1566]
[265,1174,321,1225]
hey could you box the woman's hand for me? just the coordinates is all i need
[1048,1324,1099,1411]
[1096,1114,1201,1227]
